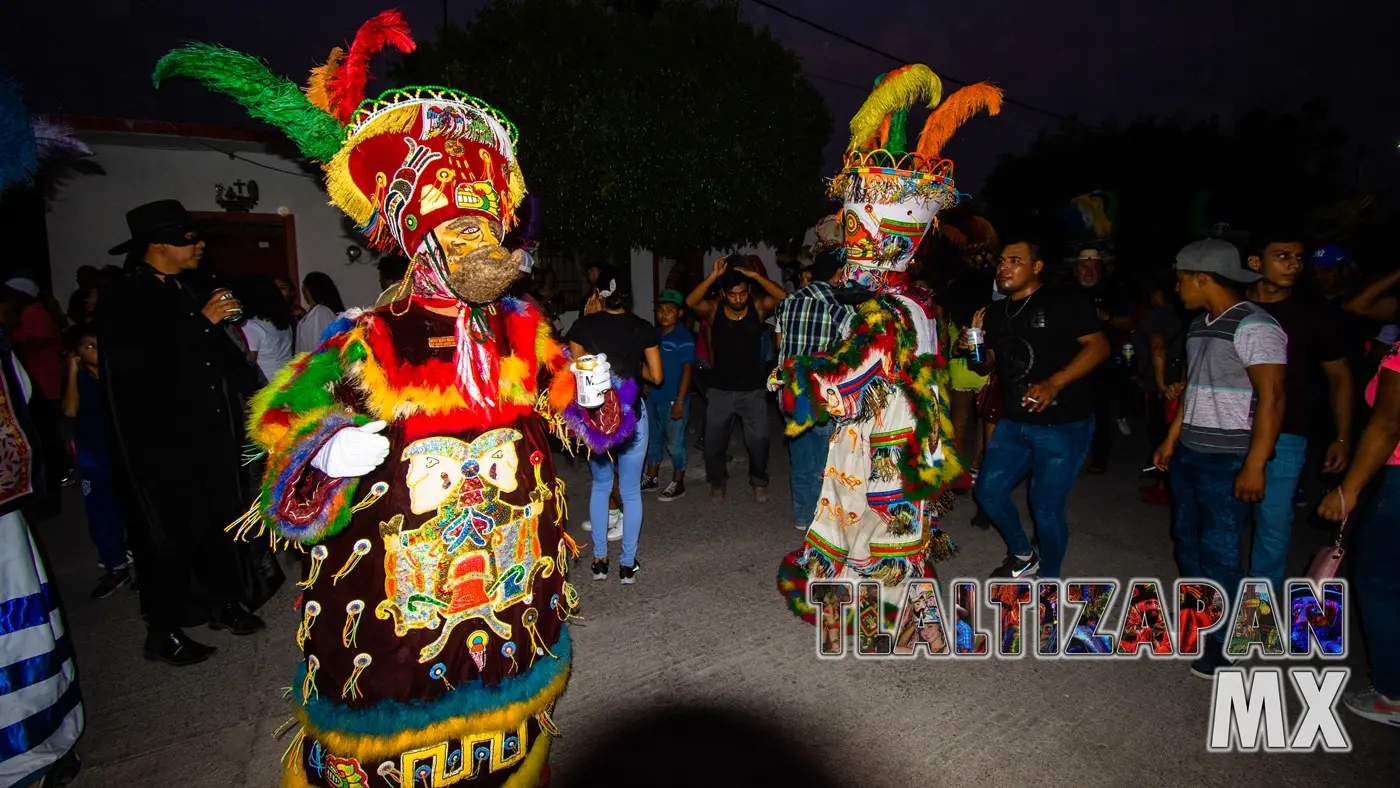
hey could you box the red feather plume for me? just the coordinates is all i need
[327,10,417,124]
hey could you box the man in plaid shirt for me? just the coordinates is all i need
[774,249,855,528]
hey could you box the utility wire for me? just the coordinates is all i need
[746,0,1081,125]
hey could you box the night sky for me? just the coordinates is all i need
[5,0,1398,195]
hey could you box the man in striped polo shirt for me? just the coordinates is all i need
[1154,238,1287,679]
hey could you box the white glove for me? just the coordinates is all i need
[311,421,390,478]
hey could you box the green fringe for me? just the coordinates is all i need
[153,44,345,162]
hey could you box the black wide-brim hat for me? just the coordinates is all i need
[107,199,203,255]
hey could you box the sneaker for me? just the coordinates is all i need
[1343,687,1400,728]
[619,560,641,585]
[1117,417,1132,436]
[640,475,659,493]
[658,480,686,501]
[990,550,1039,579]
[591,559,609,581]
[1189,646,1236,679]
[580,519,593,532]
[606,509,623,542]
[91,566,132,600]
[755,486,770,504]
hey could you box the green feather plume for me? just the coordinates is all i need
[153,44,345,163]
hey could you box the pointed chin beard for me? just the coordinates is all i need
[446,245,521,304]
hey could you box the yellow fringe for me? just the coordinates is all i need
[295,667,569,762]
[324,104,420,227]
[848,64,943,151]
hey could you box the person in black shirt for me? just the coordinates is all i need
[566,269,662,584]
[1072,248,1133,473]
[1244,231,1353,595]
[962,239,1109,579]
[685,254,786,502]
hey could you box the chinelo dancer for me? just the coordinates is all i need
[0,76,90,788]
[154,11,635,787]
[775,65,1001,627]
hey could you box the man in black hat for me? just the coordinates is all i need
[99,199,283,666]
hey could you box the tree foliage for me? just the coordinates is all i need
[981,100,1363,265]
[392,0,832,257]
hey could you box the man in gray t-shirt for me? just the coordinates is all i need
[1154,239,1287,679]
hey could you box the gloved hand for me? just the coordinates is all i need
[311,420,390,478]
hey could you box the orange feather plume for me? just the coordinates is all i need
[327,10,416,124]
[305,47,345,114]
[915,83,1003,160]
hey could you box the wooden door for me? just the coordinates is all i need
[190,212,298,285]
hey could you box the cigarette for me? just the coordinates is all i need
[1025,397,1039,404]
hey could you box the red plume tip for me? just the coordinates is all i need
[328,9,418,124]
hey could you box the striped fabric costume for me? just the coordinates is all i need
[155,13,633,787]
[0,77,89,788]
[776,65,1002,624]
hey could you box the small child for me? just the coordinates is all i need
[641,290,695,501]
[61,323,131,599]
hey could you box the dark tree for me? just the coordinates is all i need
[393,0,832,259]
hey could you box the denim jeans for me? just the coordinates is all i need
[704,389,770,488]
[1169,446,1250,644]
[1354,465,1400,696]
[590,413,649,566]
[644,395,688,471]
[1250,433,1307,596]
[788,420,835,526]
[80,460,128,569]
[973,417,1095,578]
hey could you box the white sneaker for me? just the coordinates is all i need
[606,509,623,542]
[580,520,592,532]
[1117,418,1132,436]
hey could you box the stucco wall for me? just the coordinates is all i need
[45,133,382,308]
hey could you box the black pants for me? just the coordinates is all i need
[1089,367,1122,468]
[704,388,770,488]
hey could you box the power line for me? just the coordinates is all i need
[746,0,1079,125]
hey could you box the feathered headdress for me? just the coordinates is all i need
[832,65,1002,287]
[153,10,527,257]
[0,76,92,194]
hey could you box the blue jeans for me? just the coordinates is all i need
[80,460,127,569]
[1169,446,1250,644]
[644,395,687,471]
[788,420,835,526]
[1250,433,1307,596]
[590,413,649,566]
[973,417,1095,578]
[1355,465,1400,696]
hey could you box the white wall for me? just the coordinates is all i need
[45,133,381,308]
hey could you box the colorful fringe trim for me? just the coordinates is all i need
[560,377,639,455]
[776,551,903,630]
[258,413,364,546]
[291,629,571,762]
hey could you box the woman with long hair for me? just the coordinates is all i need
[235,275,294,381]
[295,271,345,354]
[565,267,661,584]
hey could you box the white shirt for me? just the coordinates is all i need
[295,304,339,355]
[242,317,294,382]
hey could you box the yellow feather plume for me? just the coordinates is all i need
[916,83,1003,160]
[304,48,345,114]
[848,64,943,152]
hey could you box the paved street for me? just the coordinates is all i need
[36,413,1398,787]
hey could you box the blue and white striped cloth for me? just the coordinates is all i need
[0,510,84,788]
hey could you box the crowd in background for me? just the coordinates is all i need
[3,208,1399,728]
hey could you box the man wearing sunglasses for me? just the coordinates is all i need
[99,199,280,666]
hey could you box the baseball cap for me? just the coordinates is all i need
[657,288,684,305]
[1310,245,1349,269]
[1174,239,1260,283]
